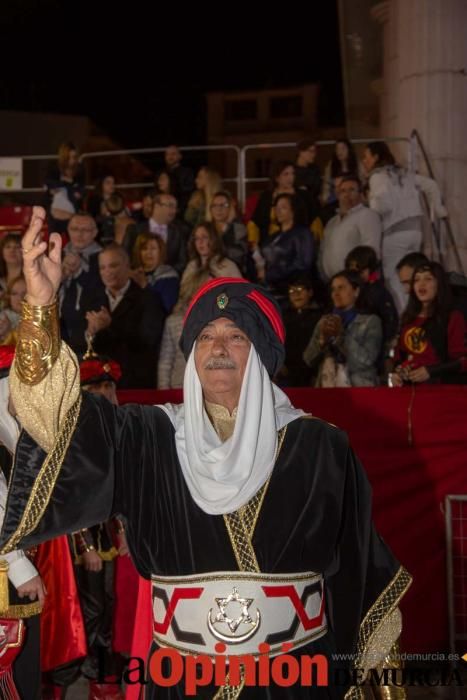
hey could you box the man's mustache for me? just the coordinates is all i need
[204,358,237,370]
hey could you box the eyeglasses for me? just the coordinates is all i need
[288,286,308,294]
[69,227,95,234]
[211,202,230,209]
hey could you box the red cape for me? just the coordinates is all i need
[34,536,87,671]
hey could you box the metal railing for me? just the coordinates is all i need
[445,494,467,658]
[239,136,412,208]
[1,134,463,273]
[410,129,465,275]
[80,144,241,201]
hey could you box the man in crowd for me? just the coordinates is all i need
[60,212,103,352]
[319,176,382,281]
[1,207,411,699]
[148,194,189,274]
[164,144,194,214]
[84,243,164,388]
[294,139,322,221]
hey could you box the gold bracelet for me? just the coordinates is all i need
[15,300,60,386]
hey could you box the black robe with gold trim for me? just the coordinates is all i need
[0,393,411,698]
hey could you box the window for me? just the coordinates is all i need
[225,100,257,121]
[269,96,303,119]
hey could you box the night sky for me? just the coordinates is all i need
[1,1,344,148]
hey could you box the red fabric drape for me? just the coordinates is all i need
[125,578,152,700]
[34,536,87,671]
[117,386,467,653]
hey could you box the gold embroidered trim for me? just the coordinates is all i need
[224,506,261,573]
[15,300,60,386]
[151,570,320,584]
[344,688,364,700]
[361,608,402,673]
[223,426,287,573]
[1,601,43,619]
[218,427,287,699]
[213,670,245,700]
[343,566,412,700]
[74,547,119,565]
[0,394,82,554]
[241,426,287,539]
[371,640,407,699]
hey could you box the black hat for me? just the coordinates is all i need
[180,278,285,376]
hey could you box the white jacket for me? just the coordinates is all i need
[369,166,447,233]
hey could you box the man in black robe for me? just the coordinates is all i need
[0,207,411,699]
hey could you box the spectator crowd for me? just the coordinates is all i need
[1,138,466,390]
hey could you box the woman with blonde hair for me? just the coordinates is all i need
[184,167,222,228]
[130,233,179,314]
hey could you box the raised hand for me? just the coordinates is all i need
[21,206,62,305]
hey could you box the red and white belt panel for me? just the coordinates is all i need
[151,570,327,657]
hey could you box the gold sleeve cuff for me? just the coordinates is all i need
[15,300,60,385]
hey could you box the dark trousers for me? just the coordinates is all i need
[75,560,116,680]
[14,614,41,699]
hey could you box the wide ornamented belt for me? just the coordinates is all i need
[151,570,327,657]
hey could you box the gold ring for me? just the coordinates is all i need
[22,248,32,254]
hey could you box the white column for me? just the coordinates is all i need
[393,0,467,271]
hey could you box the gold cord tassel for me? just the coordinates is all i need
[0,560,10,614]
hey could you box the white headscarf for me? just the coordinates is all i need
[159,346,304,515]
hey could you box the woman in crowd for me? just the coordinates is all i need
[391,261,467,385]
[157,274,206,389]
[154,170,179,200]
[44,141,86,234]
[0,276,26,345]
[180,222,241,291]
[247,160,297,247]
[303,270,382,387]
[209,190,249,275]
[362,140,446,314]
[86,174,116,220]
[276,274,323,387]
[0,234,22,303]
[321,139,363,205]
[184,167,222,228]
[130,233,179,314]
[345,245,398,353]
[261,193,315,302]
